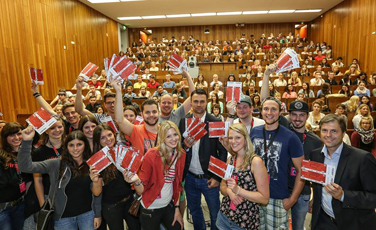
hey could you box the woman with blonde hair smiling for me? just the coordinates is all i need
[352,104,373,129]
[124,121,186,230]
[217,123,269,230]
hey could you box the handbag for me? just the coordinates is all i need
[37,180,59,230]
[128,195,142,217]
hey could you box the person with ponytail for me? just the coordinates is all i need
[124,121,186,230]
[18,128,101,229]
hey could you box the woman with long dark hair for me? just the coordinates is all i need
[124,121,186,230]
[18,128,101,229]
[78,115,99,151]
[298,82,315,98]
[92,123,141,230]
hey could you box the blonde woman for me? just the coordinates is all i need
[307,100,325,131]
[352,104,373,129]
[342,95,359,113]
[288,71,302,87]
[217,124,269,230]
[124,121,186,230]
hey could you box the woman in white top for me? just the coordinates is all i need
[273,73,287,87]
[307,100,325,131]
[352,104,373,129]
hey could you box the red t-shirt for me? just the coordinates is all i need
[147,81,160,89]
[314,55,325,61]
[129,124,158,155]
[88,81,102,88]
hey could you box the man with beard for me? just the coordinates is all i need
[179,89,227,230]
[158,70,194,125]
[113,79,158,155]
[30,82,80,134]
[288,101,322,230]
[75,76,117,124]
[250,97,304,230]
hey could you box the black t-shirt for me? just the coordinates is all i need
[102,170,134,205]
[62,175,92,218]
[287,130,322,195]
[32,145,63,195]
[63,120,77,135]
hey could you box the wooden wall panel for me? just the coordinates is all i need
[309,0,376,74]
[128,23,296,45]
[0,0,119,122]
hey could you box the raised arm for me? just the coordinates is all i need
[260,64,277,101]
[31,82,57,116]
[112,78,134,137]
[75,76,94,116]
[181,70,195,114]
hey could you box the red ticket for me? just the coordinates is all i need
[29,67,44,84]
[80,62,99,81]
[208,156,234,179]
[86,146,112,173]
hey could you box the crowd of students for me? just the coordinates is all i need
[1,33,376,230]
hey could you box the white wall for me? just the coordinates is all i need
[118,23,129,52]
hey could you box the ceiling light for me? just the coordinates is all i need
[243,11,269,14]
[217,12,242,16]
[191,13,216,17]
[141,15,166,19]
[88,0,119,3]
[120,0,143,1]
[117,16,142,20]
[166,14,191,18]
[268,10,295,13]
[295,9,322,13]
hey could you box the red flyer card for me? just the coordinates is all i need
[208,156,234,179]
[301,168,326,184]
[109,57,136,80]
[302,160,326,173]
[301,160,336,185]
[209,122,230,138]
[26,108,57,135]
[80,62,99,81]
[189,122,207,139]
[86,146,112,173]
[183,118,200,138]
[120,149,143,173]
[192,126,208,141]
[134,115,144,125]
[226,82,242,102]
[98,116,118,134]
[29,67,44,85]
[275,48,300,74]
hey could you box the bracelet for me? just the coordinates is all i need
[133,180,142,186]
[174,205,180,209]
[227,113,236,118]
[234,186,241,196]
[32,92,39,96]
[33,93,41,98]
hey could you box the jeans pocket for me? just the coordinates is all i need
[141,208,154,217]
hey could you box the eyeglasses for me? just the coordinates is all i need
[105,101,115,105]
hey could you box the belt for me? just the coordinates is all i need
[321,208,337,225]
[0,196,24,210]
[188,171,211,179]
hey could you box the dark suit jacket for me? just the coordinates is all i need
[310,144,376,230]
[179,113,227,182]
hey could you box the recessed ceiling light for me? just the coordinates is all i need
[88,0,119,3]
[269,10,295,13]
[166,14,191,18]
[295,9,322,13]
[117,16,142,20]
[217,11,242,16]
[141,15,166,19]
[243,11,269,14]
[191,13,216,17]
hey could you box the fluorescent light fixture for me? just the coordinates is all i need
[88,0,119,3]
[117,16,142,20]
[142,15,166,19]
[295,9,322,13]
[243,11,268,14]
[120,0,143,1]
[269,10,295,13]
[191,12,216,17]
[166,14,191,18]
[217,11,242,16]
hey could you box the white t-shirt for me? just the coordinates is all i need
[209,90,224,99]
[234,117,265,134]
[210,81,223,87]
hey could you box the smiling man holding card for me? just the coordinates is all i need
[309,114,376,230]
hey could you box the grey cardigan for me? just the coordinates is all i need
[18,140,101,220]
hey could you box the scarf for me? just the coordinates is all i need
[355,87,367,95]
[356,128,375,144]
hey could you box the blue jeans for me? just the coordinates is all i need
[216,211,245,230]
[185,173,220,230]
[0,201,25,230]
[291,194,310,230]
[54,210,94,230]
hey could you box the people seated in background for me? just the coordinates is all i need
[210,74,223,87]
[142,68,151,79]
[359,95,374,111]
[282,84,297,99]
[353,72,369,85]
[325,71,338,85]
[149,61,159,71]
[202,53,210,63]
[152,85,168,98]
[320,58,331,68]
[162,74,175,88]
[245,82,258,96]
[351,117,376,157]
[146,75,159,89]
[335,103,348,128]
[273,73,287,87]
[274,92,288,113]
[299,64,310,77]
[227,74,236,82]
[94,105,104,114]
[72,80,88,90]
[209,83,224,99]
[332,65,344,77]
[172,83,187,99]
[296,93,305,101]
[85,95,101,113]
[316,83,331,98]
[369,72,376,85]
[138,86,151,98]
[349,58,361,71]
[343,64,360,83]
[243,74,255,88]
[354,81,370,97]
[338,83,353,97]
[195,74,208,89]
[207,92,224,114]
[211,103,224,121]
[314,50,326,61]
[254,66,264,78]
[172,94,182,109]
[297,82,315,98]
[251,93,262,113]
[85,85,101,100]
[352,104,373,129]
[227,53,237,62]
[307,100,325,131]
[88,75,102,88]
[288,71,302,87]
[97,69,107,80]
[258,76,271,87]
[332,56,344,68]
[134,75,147,89]
[213,52,222,62]
[122,85,136,100]
[310,72,325,86]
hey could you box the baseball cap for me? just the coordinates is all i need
[58,89,66,95]
[289,100,309,112]
[238,95,252,107]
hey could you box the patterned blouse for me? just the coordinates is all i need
[220,156,260,230]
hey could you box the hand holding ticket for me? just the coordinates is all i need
[208,156,234,179]
[275,48,300,74]
[301,159,336,185]
[168,53,188,75]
